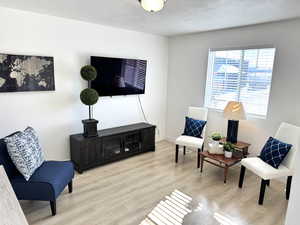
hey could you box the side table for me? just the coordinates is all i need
[200,151,242,183]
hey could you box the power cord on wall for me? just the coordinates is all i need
[137,95,160,136]
[138,95,148,123]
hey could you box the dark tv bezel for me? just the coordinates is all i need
[90,56,147,97]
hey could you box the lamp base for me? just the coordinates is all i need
[82,119,98,138]
[226,120,239,143]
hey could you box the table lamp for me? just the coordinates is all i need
[223,101,246,143]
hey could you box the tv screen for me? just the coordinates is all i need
[91,56,147,96]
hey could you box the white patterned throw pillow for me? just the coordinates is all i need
[5,127,44,181]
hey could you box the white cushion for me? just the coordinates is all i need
[241,157,293,180]
[175,135,204,149]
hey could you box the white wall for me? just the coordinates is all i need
[167,19,300,154]
[0,6,169,160]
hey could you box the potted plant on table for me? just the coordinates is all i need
[208,132,224,154]
[211,132,222,142]
[223,142,235,158]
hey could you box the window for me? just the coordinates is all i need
[204,47,276,117]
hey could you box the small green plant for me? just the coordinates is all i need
[210,132,222,141]
[223,142,235,152]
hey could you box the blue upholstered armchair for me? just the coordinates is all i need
[0,135,74,216]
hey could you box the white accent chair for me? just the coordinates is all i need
[238,122,300,205]
[175,107,208,168]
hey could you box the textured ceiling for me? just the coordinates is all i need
[0,0,300,36]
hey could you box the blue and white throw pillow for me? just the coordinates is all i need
[259,137,292,169]
[5,127,44,181]
[183,117,207,138]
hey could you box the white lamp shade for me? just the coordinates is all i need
[140,0,165,12]
[223,101,246,120]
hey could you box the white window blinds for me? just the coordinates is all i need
[204,47,276,117]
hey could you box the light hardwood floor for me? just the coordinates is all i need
[21,141,288,225]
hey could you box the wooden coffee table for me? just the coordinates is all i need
[199,151,242,183]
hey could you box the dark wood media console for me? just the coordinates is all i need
[70,123,156,173]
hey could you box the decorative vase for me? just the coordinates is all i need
[224,151,233,158]
[208,140,224,154]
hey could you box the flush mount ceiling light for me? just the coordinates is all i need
[138,0,167,12]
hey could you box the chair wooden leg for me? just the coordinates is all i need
[50,200,56,216]
[224,166,228,183]
[239,166,246,188]
[200,154,204,173]
[259,179,268,205]
[266,180,270,187]
[68,180,73,193]
[286,176,292,200]
[183,146,186,155]
[175,145,179,163]
[197,148,200,168]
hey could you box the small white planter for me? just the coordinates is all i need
[208,141,224,154]
[224,151,233,158]
[211,140,219,148]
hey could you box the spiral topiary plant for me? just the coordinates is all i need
[80,65,99,120]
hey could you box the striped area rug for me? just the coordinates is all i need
[140,190,192,225]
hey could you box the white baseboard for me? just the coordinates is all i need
[165,136,176,143]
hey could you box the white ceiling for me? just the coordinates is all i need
[1,0,300,36]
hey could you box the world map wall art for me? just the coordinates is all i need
[0,53,55,92]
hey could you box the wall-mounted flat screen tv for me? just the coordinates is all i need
[91,56,147,96]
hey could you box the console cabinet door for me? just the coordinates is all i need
[141,127,155,151]
[102,135,123,159]
[123,131,142,154]
[81,139,102,167]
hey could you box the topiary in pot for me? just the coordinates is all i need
[80,65,99,120]
[80,65,99,137]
